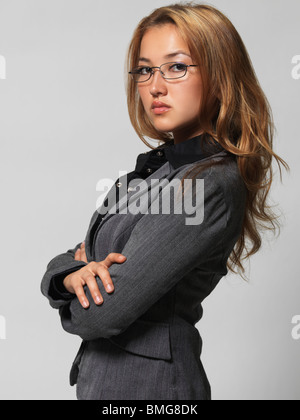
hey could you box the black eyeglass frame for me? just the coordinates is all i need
[128,62,198,83]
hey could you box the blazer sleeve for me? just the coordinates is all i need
[58,167,245,341]
[40,242,88,308]
[40,205,104,308]
[41,175,129,307]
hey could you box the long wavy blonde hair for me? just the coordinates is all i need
[125,2,289,278]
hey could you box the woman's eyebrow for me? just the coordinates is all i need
[138,50,191,63]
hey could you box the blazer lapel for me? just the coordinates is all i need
[85,162,171,261]
[98,161,171,225]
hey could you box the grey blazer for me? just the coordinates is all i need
[41,141,246,400]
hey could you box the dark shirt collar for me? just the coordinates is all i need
[135,133,226,174]
[161,133,225,169]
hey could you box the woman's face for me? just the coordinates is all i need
[137,24,203,144]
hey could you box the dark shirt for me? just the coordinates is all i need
[134,133,224,177]
[114,134,224,206]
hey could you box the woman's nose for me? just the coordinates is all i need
[149,69,168,96]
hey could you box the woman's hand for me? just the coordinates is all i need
[63,242,127,308]
[74,241,88,263]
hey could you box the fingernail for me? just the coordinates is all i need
[82,300,89,308]
[106,284,114,293]
[95,296,103,304]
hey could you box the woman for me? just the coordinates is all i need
[41,3,288,400]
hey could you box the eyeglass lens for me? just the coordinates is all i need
[131,62,187,82]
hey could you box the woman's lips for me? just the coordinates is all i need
[151,101,171,115]
[152,106,171,115]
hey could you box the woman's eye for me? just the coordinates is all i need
[138,67,151,75]
[170,63,186,72]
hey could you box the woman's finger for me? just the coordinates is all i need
[73,282,90,309]
[94,254,127,293]
[74,248,81,261]
[80,241,88,263]
[94,264,116,294]
[84,274,103,305]
[103,253,127,268]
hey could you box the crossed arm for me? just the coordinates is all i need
[55,182,233,340]
[64,240,127,308]
[41,166,245,341]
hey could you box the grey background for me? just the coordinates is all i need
[0,0,299,400]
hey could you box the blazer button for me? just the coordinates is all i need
[156,150,163,156]
[116,182,122,187]
[146,168,153,174]
[127,186,135,192]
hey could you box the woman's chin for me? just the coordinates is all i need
[152,121,177,134]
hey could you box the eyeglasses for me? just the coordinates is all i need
[129,61,198,83]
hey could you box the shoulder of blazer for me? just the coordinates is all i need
[175,153,247,231]
[172,151,246,196]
